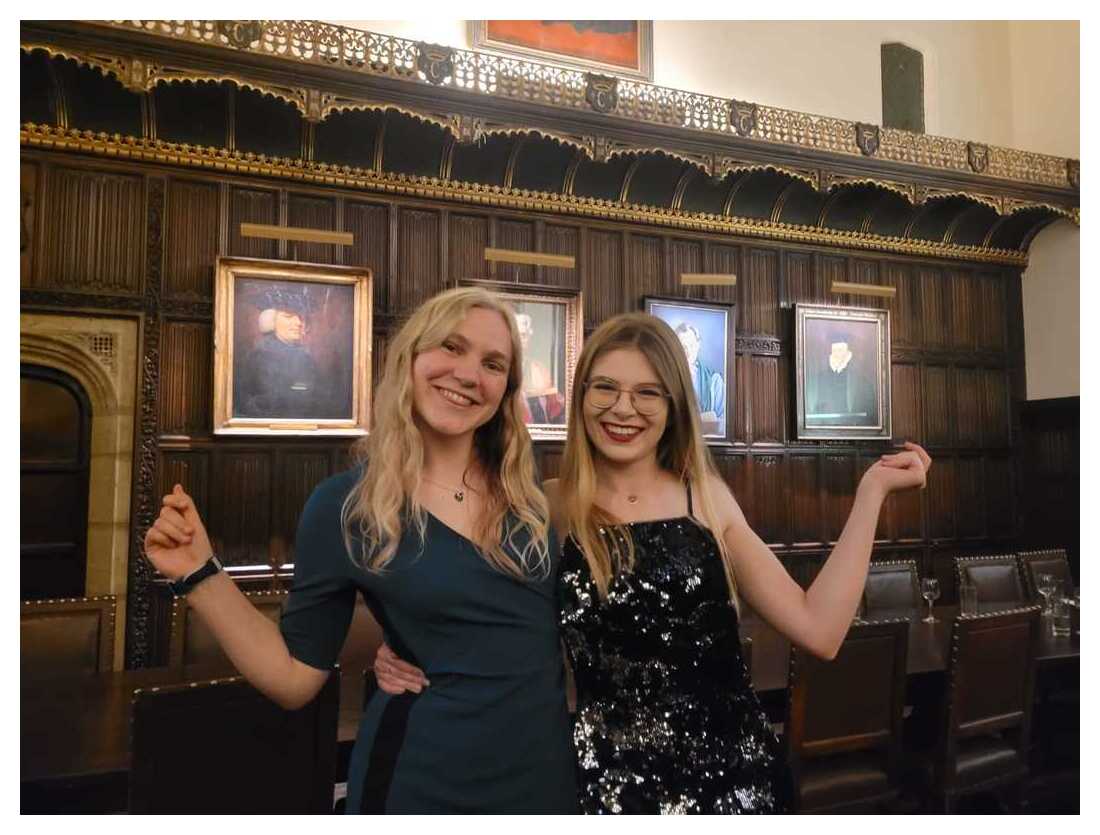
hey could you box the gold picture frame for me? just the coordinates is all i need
[213,257,372,436]
[457,279,583,441]
[795,304,892,441]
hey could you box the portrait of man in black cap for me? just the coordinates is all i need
[804,319,881,428]
[232,278,354,420]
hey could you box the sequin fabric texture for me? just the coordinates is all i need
[559,516,791,814]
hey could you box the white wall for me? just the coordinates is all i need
[1022,221,1080,400]
[327,20,1078,155]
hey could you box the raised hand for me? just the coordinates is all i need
[861,441,932,496]
[374,642,430,694]
[142,484,214,581]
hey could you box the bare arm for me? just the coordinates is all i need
[144,486,328,710]
[714,443,931,660]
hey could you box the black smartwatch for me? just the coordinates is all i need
[169,554,224,597]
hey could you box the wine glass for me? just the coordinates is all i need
[1036,573,1058,615]
[920,578,940,623]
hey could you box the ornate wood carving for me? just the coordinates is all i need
[750,355,783,445]
[584,229,623,329]
[126,175,165,668]
[416,43,454,86]
[745,248,780,337]
[967,142,990,174]
[728,100,758,138]
[228,186,278,259]
[165,178,219,299]
[856,123,881,157]
[789,454,821,546]
[38,167,144,294]
[395,208,442,313]
[160,321,212,436]
[286,193,338,265]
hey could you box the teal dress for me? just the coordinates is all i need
[279,468,579,813]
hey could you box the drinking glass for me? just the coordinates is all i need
[1036,573,1058,615]
[1051,596,1073,637]
[920,578,940,623]
[959,581,978,616]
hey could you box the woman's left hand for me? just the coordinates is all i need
[861,441,932,496]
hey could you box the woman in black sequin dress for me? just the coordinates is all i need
[376,312,931,814]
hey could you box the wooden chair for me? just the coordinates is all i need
[953,555,1025,606]
[21,595,117,678]
[1017,548,1074,602]
[913,606,1041,813]
[167,589,286,669]
[128,669,340,813]
[784,620,910,813]
[863,559,920,613]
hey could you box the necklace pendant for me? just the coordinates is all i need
[627,495,639,504]
[454,491,464,503]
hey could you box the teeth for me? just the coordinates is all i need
[439,388,474,406]
[605,425,641,437]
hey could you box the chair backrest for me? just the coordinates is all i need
[954,555,1025,605]
[938,607,1041,772]
[863,559,920,612]
[21,595,117,678]
[168,589,286,668]
[1017,549,1073,601]
[129,670,340,813]
[784,620,909,786]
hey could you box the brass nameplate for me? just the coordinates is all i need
[680,273,738,286]
[830,281,897,298]
[484,248,576,269]
[240,223,354,246]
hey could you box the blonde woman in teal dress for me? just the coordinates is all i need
[143,287,578,813]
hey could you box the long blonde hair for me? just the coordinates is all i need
[559,312,738,603]
[342,287,550,579]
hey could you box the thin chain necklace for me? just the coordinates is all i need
[423,470,478,503]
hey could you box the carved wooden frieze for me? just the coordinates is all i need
[729,100,758,138]
[856,123,881,157]
[417,43,454,86]
[967,142,990,174]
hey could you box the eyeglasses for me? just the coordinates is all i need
[583,379,670,415]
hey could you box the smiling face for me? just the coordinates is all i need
[410,306,514,442]
[582,347,669,467]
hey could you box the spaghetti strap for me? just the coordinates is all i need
[686,482,694,517]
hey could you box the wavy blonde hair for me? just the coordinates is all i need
[342,287,550,579]
[559,312,738,603]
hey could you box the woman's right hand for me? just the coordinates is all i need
[142,484,214,581]
[374,643,430,694]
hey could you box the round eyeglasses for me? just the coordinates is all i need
[583,380,670,415]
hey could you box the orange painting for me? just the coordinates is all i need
[485,21,642,72]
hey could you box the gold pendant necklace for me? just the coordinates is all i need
[423,473,474,503]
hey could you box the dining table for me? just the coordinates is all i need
[22,603,1078,812]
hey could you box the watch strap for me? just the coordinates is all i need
[169,554,224,597]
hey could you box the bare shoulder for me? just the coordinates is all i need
[700,471,746,528]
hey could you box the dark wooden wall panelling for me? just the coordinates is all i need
[21,149,1029,666]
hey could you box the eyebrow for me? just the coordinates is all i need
[589,375,664,388]
[447,332,511,363]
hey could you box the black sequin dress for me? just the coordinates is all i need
[558,491,791,814]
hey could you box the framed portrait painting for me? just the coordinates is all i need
[643,296,736,443]
[458,280,583,441]
[471,21,654,81]
[213,257,372,436]
[795,304,892,441]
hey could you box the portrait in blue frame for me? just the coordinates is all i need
[644,297,735,440]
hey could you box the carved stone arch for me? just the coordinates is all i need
[20,314,139,671]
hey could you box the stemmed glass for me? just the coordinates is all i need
[1036,573,1058,616]
[920,578,940,623]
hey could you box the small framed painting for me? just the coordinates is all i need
[213,257,372,436]
[471,21,654,81]
[458,279,583,441]
[795,304,892,441]
[643,296,736,443]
